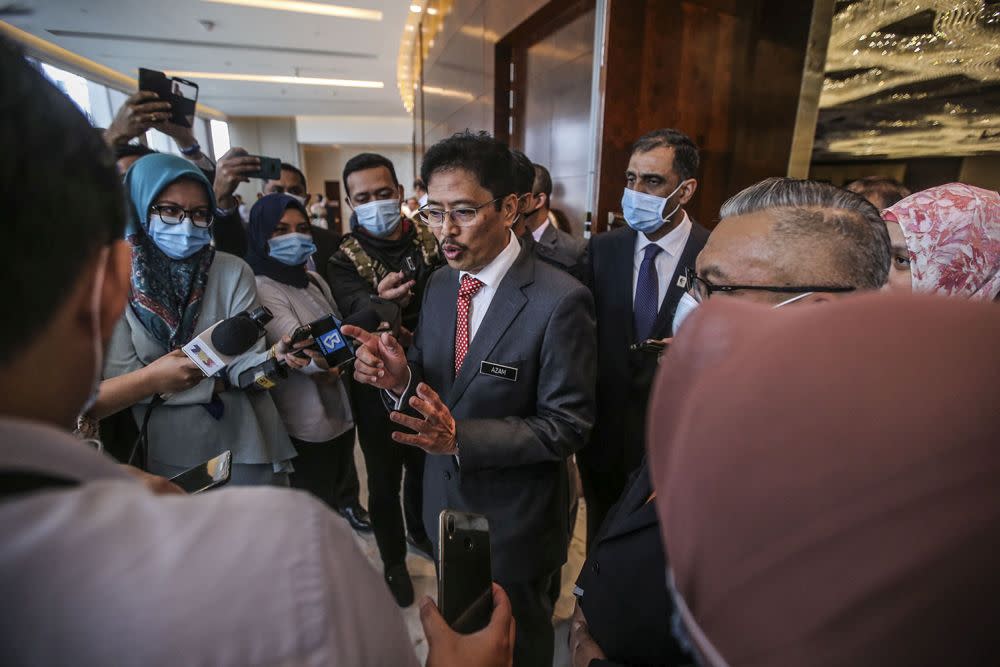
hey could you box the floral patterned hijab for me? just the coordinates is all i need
[883,183,1000,300]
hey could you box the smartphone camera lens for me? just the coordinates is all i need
[464,537,474,552]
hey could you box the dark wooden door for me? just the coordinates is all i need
[324,180,342,232]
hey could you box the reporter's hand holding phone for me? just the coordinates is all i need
[104,91,171,147]
[421,583,515,667]
[271,334,313,370]
[377,271,416,306]
[214,147,261,210]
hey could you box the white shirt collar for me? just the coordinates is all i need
[460,230,521,288]
[635,211,692,258]
[531,217,551,242]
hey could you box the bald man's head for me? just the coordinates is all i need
[696,178,891,305]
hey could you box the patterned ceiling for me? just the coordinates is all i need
[814,0,1000,160]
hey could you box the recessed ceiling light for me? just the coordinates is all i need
[165,71,384,88]
[409,4,422,13]
[426,7,438,15]
[202,0,382,21]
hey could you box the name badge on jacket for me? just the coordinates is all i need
[480,361,518,382]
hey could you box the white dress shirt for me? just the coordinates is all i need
[459,230,521,343]
[0,417,417,667]
[632,212,693,312]
[531,217,551,242]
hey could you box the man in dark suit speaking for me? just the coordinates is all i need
[581,128,710,549]
[343,131,596,666]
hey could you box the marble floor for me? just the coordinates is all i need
[350,445,588,666]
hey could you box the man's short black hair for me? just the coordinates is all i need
[113,143,156,161]
[342,153,399,196]
[532,163,553,198]
[0,40,125,364]
[413,178,426,191]
[631,128,700,181]
[280,162,307,190]
[510,149,535,196]
[421,131,514,208]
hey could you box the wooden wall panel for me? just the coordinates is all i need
[595,0,818,231]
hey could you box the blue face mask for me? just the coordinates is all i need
[671,291,700,334]
[621,181,686,235]
[148,217,212,260]
[268,232,317,266]
[354,198,402,238]
[267,233,316,266]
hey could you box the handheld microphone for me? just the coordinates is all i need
[181,307,273,376]
[236,308,382,392]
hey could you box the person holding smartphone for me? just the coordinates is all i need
[245,193,367,523]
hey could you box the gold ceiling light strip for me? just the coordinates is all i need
[165,71,384,88]
[201,0,382,21]
[396,0,454,112]
[0,21,227,120]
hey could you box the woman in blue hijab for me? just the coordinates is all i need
[105,154,301,486]
[245,194,365,518]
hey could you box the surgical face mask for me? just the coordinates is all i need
[418,193,429,207]
[773,292,813,309]
[81,246,110,416]
[148,217,212,260]
[354,198,402,238]
[621,180,686,235]
[268,232,317,266]
[672,291,700,333]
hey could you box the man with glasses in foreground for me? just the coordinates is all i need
[568,176,891,667]
[343,131,597,667]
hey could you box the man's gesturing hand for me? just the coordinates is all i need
[340,324,409,394]
[389,382,457,455]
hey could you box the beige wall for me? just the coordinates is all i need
[958,156,1000,193]
[226,117,304,204]
[302,145,415,235]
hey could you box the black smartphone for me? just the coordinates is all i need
[401,256,418,281]
[294,314,355,368]
[438,510,493,634]
[246,156,282,181]
[138,67,198,127]
[368,295,402,335]
[169,450,232,494]
[629,339,668,354]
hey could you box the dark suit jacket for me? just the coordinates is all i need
[576,460,691,666]
[398,242,597,582]
[309,226,341,288]
[583,221,711,485]
[532,222,588,281]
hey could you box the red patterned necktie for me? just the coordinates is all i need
[455,274,485,375]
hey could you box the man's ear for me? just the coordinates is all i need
[500,194,518,228]
[397,184,405,201]
[100,240,131,342]
[678,179,699,206]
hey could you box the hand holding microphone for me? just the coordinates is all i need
[143,350,203,394]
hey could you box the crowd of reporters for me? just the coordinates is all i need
[2,36,1000,667]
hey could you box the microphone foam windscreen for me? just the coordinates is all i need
[342,308,381,334]
[211,316,262,356]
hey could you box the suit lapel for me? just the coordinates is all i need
[445,246,533,409]
[432,268,460,396]
[600,462,659,542]
[540,223,558,250]
[651,222,710,339]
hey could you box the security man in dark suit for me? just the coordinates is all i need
[582,128,710,549]
[344,131,597,667]
[511,153,588,280]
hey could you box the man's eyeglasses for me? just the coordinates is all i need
[683,266,855,302]
[149,204,214,228]
[418,197,503,228]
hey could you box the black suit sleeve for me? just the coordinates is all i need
[455,286,597,471]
